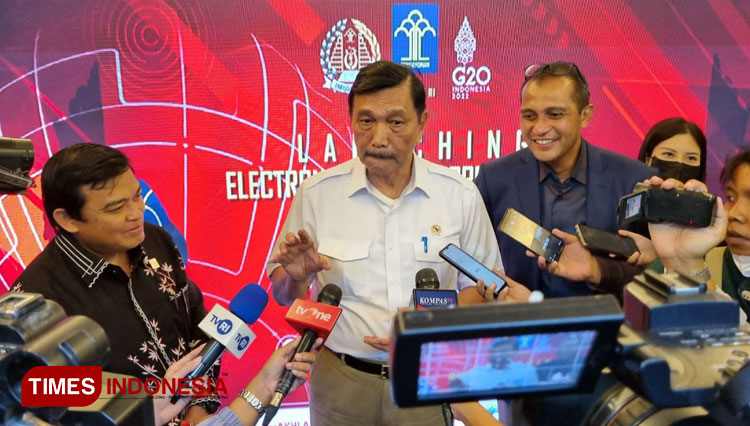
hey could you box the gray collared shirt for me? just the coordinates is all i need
[538,140,588,234]
[538,142,588,293]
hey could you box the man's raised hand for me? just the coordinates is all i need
[271,229,331,281]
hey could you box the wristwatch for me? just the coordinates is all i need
[238,390,266,414]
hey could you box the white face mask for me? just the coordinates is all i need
[731,252,750,277]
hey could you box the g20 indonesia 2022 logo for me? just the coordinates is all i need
[452,17,491,100]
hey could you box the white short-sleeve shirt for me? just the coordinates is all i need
[267,156,503,361]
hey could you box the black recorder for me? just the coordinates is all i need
[390,271,750,426]
[617,182,716,227]
[575,224,638,259]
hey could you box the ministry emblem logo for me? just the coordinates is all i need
[392,4,439,73]
[320,18,381,94]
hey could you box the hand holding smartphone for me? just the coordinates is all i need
[438,243,507,297]
[498,208,564,263]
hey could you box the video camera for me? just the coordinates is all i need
[389,271,750,426]
[0,290,154,425]
[617,182,716,227]
[0,137,34,194]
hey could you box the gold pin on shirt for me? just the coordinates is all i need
[431,224,441,236]
[149,258,160,269]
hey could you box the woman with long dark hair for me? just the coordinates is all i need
[638,117,707,182]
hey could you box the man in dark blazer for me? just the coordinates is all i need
[475,61,654,298]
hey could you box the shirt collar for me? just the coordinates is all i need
[412,156,432,198]
[538,140,588,185]
[347,155,432,198]
[53,232,146,288]
[347,158,368,196]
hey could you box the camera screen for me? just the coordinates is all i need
[625,193,643,219]
[416,330,597,400]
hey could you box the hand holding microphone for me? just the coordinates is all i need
[262,284,343,425]
[157,336,320,426]
[154,344,205,424]
[251,334,322,398]
[170,283,268,404]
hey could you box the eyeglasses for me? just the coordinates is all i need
[523,61,587,85]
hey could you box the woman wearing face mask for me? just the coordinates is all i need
[628,118,709,276]
[638,117,707,182]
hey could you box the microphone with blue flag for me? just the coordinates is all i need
[170,283,268,403]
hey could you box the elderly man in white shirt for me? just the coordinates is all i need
[268,60,525,426]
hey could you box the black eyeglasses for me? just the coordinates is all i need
[523,61,587,85]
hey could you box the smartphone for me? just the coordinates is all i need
[575,224,638,259]
[498,208,564,263]
[439,243,507,296]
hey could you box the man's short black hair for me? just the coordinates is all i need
[521,61,590,112]
[720,149,750,187]
[42,143,132,229]
[348,60,426,118]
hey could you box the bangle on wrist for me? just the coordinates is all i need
[688,263,711,283]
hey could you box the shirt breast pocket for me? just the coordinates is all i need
[317,238,371,300]
[413,238,460,287]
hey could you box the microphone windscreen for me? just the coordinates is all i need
[415,268,439,289]
[228,284,269,324]
[317,284,343,306]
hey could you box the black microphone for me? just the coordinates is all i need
[262,284,343,425]
[412,268,458,310]
[416,267,440,289]
[170,284,268,404]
